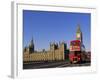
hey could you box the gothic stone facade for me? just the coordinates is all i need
[23,41,67,62]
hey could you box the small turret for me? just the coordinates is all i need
[50,42,58,51]
[28,37,34,53]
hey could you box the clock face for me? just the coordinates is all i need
[77,33,80,38]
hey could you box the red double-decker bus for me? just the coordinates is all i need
[69,40,82,63]
[70,40,81,51]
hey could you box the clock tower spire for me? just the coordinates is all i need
[76,24,83,43]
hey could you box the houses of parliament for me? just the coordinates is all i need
[23,39,67,62]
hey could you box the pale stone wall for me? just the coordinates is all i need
[23,43,65,62]
[23,52,30,62]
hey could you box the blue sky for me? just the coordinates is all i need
[23,10,91,51]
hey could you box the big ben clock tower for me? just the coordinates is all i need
[76,24,83,44]
[76,24,85,51]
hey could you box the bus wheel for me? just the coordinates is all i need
[70,61,72,64]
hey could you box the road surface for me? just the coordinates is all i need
[23,61,90,69]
